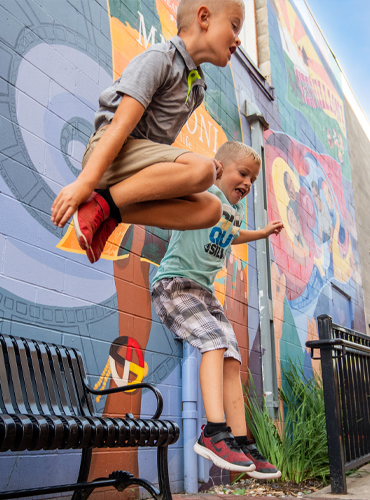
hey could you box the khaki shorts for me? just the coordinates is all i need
[82,124,189,189]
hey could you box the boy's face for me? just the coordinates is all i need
[205,2,244,67]
[216,156,260,205]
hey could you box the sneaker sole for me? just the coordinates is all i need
[193,442,256,472]
[73,210,89,251]
[246,469,282,479]
[86,247,97,264]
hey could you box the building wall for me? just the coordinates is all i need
[0,0,367,495]
[344,95,370,333]
[263,0,366,391]
[0,0,266,495]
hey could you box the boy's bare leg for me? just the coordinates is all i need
[223,358,282,478]
[223,357,247,436]
[51,151,220,228]
[119,192,222,230]
[199,348,226,423]
[109,152,218,207]
[196,350,257,473]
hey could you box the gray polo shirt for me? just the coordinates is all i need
[94,36,207,145]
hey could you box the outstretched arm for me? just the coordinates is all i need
[51,94,145,228]
[231,220,284,245]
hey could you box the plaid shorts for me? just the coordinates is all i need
[151,277,241,362]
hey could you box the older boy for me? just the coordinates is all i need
[51,0,246,263]
[152,142,284,476]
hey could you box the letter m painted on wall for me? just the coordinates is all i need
[137,11,157,48]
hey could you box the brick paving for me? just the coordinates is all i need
[173,495,330,500]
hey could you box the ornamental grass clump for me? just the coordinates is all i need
[244,363,330,484]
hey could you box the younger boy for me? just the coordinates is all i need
[51,0,246,263]
[151,141,284,477]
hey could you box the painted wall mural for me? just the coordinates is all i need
[266,0,365,389]
[3,0,362,491]
[0,0,261,493]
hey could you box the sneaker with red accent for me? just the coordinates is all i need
[73,192,110,251]
[194,428,256,472]
[86,216,118,263]
[241,440,281,479]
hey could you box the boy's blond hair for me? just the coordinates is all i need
[215,141,262,168]
[177,0,245,34]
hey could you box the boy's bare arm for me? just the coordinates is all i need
[232,220,284,245]
[51,95,145,228]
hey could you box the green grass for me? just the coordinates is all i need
[243,363,330,484]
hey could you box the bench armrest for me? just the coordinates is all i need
[83,382,164,419]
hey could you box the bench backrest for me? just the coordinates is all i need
[0,333,94,417]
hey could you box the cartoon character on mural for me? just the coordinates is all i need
[267,0,365,385]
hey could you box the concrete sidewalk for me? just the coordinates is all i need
[173,463,370,500]
[307,463,370,500]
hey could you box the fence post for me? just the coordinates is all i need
[317,314,347,494]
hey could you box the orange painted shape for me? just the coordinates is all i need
[155,0,180,39]
[293,14,305,42]
[56,221,132,261]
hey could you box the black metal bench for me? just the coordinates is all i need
[0,332,180,500]
[306,314,370,494]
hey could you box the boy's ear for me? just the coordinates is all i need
[197,6,210,31]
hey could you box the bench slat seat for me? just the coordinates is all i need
[0,333,179,500]
[0,413,178,452]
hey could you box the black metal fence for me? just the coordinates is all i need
[306,314,370,494]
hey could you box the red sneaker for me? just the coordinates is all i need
[86,217,118,263]
[241,440,281,479]
[73,192,110,250]
[194,428,256,472]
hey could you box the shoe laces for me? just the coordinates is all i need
[245,440,266,461]
[93,214,101,225]
[223,426,243,452]
[93,206,105,227]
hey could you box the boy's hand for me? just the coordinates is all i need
[51,180,93,228]
[214,159,223,179]
[264,220,284,237]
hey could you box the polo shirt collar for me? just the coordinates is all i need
[170,36,206,87]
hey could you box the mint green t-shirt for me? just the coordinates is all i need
[152,185,245,292]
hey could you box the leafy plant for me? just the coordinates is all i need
[243,363,330,484]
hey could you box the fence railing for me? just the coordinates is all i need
[306,314,370,494]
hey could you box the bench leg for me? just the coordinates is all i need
[72,448,94,500]
[70,446,172,500]
[157,446,172,500]
[71,471,161,500]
